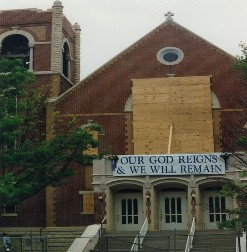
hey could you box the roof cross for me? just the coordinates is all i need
[165,11,174,21]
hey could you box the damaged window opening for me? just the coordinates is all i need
[62,42,70,79]
[1,35,31,69]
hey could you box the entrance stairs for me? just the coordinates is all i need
[89,229,236,252]
[89,230,188,252]
[46,227,85,252]
[140,230,188,252]
[89,231,138,252]
[2,227,85,252]
[190,230,236,252]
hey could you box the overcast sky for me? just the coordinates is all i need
[1,0,247,78]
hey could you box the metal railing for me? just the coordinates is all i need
[130,218,148,251]
[1,233,47,252]
[97,230,189,251]
[99,216,107,251]
[185,217,195,252]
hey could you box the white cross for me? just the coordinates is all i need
[165,11,174,21]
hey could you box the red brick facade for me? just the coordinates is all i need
[55,22,247,153]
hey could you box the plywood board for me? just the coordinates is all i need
[84,166,93,190]
[82,193,94,214]
[132,76,214,154]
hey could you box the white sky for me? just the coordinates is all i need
[1,0,247,79]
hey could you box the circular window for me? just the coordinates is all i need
[156,47,184,65]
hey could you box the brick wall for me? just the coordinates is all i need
[54,21,247,156]
[0,9,52,26]
[0,191,46,227]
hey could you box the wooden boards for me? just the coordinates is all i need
[132,76,214,154]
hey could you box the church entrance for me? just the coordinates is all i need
[115,193,143,231]
[203,191,230,229]
[160,191,188,230]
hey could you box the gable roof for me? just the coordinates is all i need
[50,18,236,104]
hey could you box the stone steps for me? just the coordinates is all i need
[90,231,137,252]
[89,229,237,252]
[90,230,188,252]
[190,230,236,252]
[3,227,85,252]
[140,230,188,252]
[46,230,84,252]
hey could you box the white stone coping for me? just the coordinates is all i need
[67,224,101,252]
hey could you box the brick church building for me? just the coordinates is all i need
[0,1,247,231]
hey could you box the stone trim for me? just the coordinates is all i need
[51,1,63,73]
[73,23,81,84]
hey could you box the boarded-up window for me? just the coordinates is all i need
[81,192,94,214]
[83,166,93,190]
[132,76,214,154]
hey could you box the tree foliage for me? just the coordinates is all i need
[219,43,247,230]
[234,42,247,80]
[219,178,247,230]
[0,58,102,206]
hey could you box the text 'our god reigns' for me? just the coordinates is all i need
[112,153,225,176]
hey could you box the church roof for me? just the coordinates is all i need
[52,17,236,104]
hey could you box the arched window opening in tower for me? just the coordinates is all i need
[1,35,30,69]
[62,42,70,79]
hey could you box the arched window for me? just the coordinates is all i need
[0,30,35,71]
[62,42,70,79]
[1,35,30,69]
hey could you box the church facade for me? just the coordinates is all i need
[0,2,247,230]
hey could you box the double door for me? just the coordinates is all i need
[160,192,188,230]
[203,192,230,229]
[116,193,143,231]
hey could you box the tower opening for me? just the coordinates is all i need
[1,35,30,69]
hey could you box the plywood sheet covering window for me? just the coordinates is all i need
[82,192,94,214]
[83,166,93,190]
[132,76,214,154]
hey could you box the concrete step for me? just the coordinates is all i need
[191,230,236,252]
[140,230,187,251]
[90,231,139,252]
[46,230,84,252]
[3,227,86,252]
[90,230,189,252]
[90,232,137,252]
[90,229,236,252]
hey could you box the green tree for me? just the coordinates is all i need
[219,43,247,230]
[0,58,102,207]
[219,178,247,230]
[234,42,247,80]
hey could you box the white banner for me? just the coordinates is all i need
[112,153,225,176]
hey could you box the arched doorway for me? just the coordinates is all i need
[115,188,143,231]
[159,187,188,230]
[202,186,231,229]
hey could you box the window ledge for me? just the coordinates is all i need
[1,213,18,217]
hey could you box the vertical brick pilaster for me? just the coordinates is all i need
[125,112,134,154]
[73,23,81,84]
[45,99,56,226]
[50,74,61,97]
[94,192,106,224]
[51,0,63,73]
[213,109,222,152]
